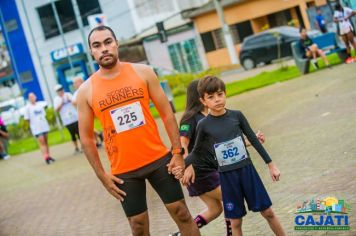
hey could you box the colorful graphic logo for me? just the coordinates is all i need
[294,197,350,231]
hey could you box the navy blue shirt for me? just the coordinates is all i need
[185,109,272,173]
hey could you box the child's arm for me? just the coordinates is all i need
[180,136,190,159]
[184,123,205,167]
[245,130,265,147]
[181,165,196,186]
[238,111,281,181]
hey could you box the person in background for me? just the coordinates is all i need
[72,76,103,148]
[299,27,331,69]
[24,93,55,164]
[54,84,81,154]
[315,8,328,33]
[333,3,356,63]
[0,116,10,160]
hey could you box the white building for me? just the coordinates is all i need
[11,0,208,104]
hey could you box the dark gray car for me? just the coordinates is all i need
[239,26,320,70]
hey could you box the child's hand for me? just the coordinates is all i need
[181,165,195,186]
[256,130,265,144]
[171,166,183,179]
[268,162,281,182]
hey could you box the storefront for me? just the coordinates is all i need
[50,43,91,93]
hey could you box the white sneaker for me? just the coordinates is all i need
[3,155,10,160]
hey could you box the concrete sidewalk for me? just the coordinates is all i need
[0,63,355,235]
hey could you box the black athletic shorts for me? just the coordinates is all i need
[115,153,184,217]
[66,121,80,141]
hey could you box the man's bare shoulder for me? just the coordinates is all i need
[131,63,154,73]
[77,77,93,105]
[78,78,91,93]
[130,63,156,82]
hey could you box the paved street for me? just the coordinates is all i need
[0,63,355,236]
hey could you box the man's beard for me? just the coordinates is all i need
[98,54,118,69]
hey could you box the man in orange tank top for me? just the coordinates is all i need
[76,26,200,236]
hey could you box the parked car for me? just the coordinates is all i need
[239,26,321,70]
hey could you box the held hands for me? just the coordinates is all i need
[256,130,265,144]
[181,165,195,187]
[167,154,185,179]
[268,162,281,182]
[99,172,126,201]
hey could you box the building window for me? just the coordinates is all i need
[168,39,202,73]
[201,21,252,53]
[201,28,225,53]
[201,32,215,52]
[230,21,253,44]
[37,0,102,39]
[267,9,292,28]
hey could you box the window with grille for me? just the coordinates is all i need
[37,0,102,39]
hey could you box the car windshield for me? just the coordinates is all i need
[277,27,300,37]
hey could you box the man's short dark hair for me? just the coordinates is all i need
[87,25,117,48]
[198,76,226,98]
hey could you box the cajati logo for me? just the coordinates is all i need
[294,197,350,231]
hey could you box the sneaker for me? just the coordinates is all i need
[345,57,353,64]
[46,157,56,164]
[74,148,81,155]
[2,154,10,160]
[311,60,319,69]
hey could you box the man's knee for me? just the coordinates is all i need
[261,207,275,221]
[128,215,148,235]
[230,218,243,228]
[171,201,192,223]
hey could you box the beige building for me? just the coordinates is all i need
[183,0,328,67]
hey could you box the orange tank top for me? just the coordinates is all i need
[90,63,169,174]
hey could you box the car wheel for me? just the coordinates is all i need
[242,57,256,70]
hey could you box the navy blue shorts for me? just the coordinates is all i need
[220,164,272,219]
[187,170,220,197]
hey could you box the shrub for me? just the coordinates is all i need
[45,107,57,129]
[160,68,220,96]
[7,117,31,140]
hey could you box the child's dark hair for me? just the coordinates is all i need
[180,80,204,125]
[335,3,342,11]
[197,76,226,98]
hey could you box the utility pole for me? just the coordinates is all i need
[50,0,74,70]
[70,0,96,74]
[20,0,64,138]
[213,0,239,64]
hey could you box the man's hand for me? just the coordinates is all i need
[167,154,185,179]
[268,162,281,182]
[171,166,183,179]
[181,165,195,187]
[98,173,126,201]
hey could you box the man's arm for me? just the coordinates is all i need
[77,82,126,201]
[53,97,62,112]
[135,64,184,174]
